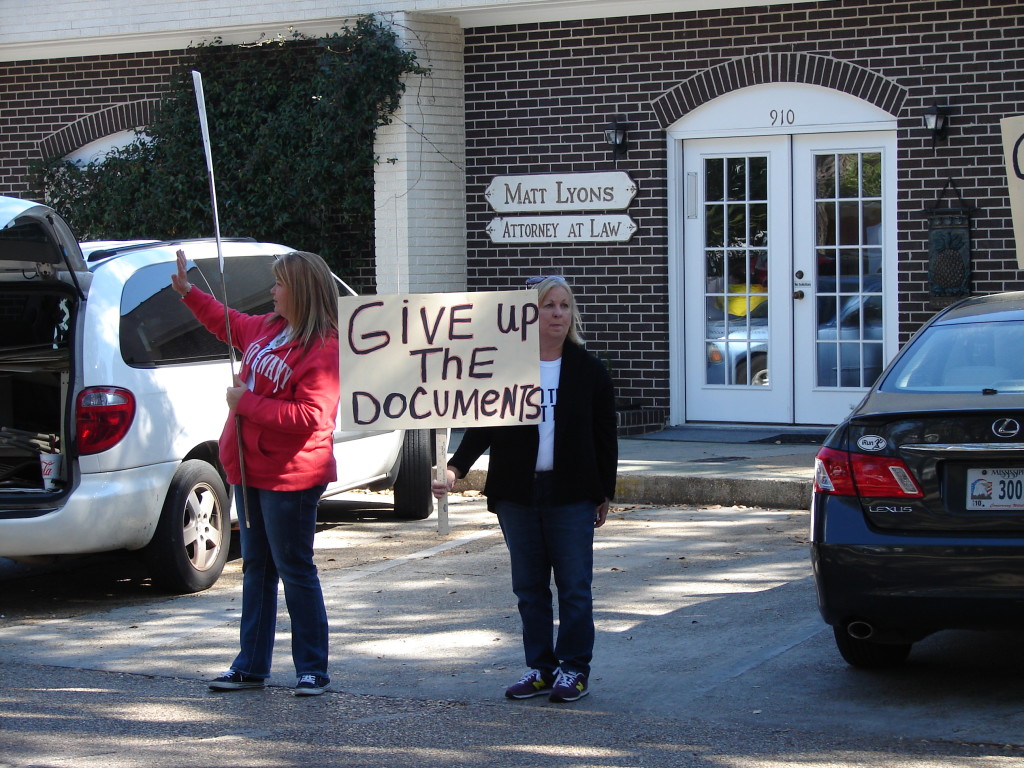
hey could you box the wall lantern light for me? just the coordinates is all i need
[922,103,951,147]
[604,116,628,159]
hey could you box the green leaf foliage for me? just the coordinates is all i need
[32,14,426,287]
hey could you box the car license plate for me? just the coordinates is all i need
[966,468,1024,510]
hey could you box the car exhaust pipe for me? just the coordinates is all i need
[847,620,874,640]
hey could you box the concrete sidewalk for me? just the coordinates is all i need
[452,424,825,510]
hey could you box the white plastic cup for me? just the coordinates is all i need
[39,453,62,490]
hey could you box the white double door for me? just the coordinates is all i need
[682,131,896,426]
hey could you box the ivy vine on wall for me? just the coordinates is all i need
[32,14,427,287]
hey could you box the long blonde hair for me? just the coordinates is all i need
[271,251,339,346]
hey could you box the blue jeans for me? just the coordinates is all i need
[230,484,329,680]
[496,486,596,677]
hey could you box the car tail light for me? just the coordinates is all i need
[814,446,923,498]
[814,447,856,495]
[77,387,136,455]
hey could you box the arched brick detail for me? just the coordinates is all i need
[651,53,907,128]
[38,99,159,159]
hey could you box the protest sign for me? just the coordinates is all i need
[1001,115,1024,268]
[339,291,541,431]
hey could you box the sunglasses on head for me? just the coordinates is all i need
[525,274,564,287]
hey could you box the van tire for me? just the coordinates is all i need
[737,353,769,386]
[392,430,434,520]
[143,459,231,593]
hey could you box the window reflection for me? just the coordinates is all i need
[704,154,770,387]
[119,253,282,368]
[813,151,885,388]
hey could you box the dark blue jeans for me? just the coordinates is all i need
[496,482,596,677]
[230,484,329,680]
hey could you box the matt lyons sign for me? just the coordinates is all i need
[338,291,541,430]
[485,171,638,244]
[486,171,637,212]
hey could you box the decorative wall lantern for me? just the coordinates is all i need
[604,116,628,159]
[925,178,977,309]
[922,103,951,148]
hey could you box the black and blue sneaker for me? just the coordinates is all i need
[294,673,330,696]
[208,670,265,691]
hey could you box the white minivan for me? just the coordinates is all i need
[0,196,435,592]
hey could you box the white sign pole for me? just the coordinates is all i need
[191,69,250,527]
[434,430,449,536]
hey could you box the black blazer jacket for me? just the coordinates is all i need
[448,340,618,511]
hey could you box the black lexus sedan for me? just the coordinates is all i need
[811,291,1024,668]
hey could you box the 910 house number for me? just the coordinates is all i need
[770,109,796,126]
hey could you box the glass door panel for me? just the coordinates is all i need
[793,132,895,425]
[703,156,770,386]
[683,135,792,424]
[810,150,884,388]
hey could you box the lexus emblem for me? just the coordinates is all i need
[992,418,1021,438]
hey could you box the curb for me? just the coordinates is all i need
[454,469,812,511]
[614,474,812,510]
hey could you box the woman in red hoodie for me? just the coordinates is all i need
[172,248,339,696]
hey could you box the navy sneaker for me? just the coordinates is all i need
[294,673,330,696]
[208,670,265,691]
[504,669,555,699]
[549,669,588,702]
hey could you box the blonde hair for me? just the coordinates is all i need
[271,251,339,346]
[531,275,584,345]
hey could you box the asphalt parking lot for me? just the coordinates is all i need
[1,492,1023,767]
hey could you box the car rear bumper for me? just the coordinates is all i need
[0,462,178,557]
[811,493,1024,633]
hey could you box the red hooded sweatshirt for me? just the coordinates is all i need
[183,287,340,491]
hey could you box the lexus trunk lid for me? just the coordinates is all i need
[846,410,1024,534]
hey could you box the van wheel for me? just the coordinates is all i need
[832,626,912,668]
[143,460,230,593]
[737,354,769,386]
[392,430,434,520]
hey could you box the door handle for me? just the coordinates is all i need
[793,290,805,300]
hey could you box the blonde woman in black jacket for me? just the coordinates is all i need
[432,275,617,703]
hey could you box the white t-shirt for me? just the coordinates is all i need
[535,358,561,472]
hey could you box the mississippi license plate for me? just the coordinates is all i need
[966,468,1024,510]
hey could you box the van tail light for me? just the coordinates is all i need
[77,387,136,455]
[814,446,923,498]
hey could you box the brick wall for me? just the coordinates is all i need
[463,0,1023,412]
[0,52,184,197]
